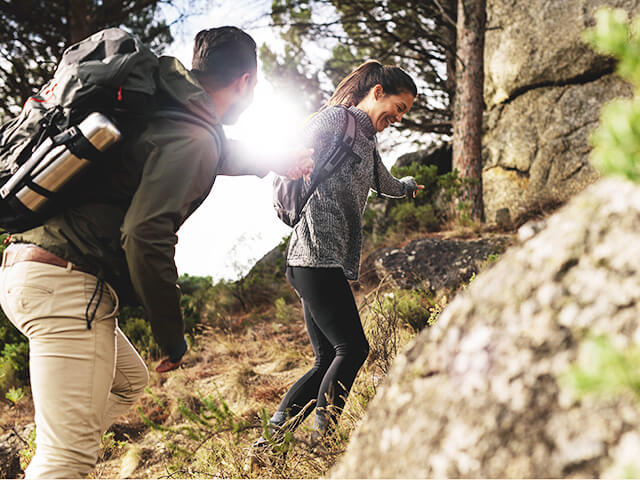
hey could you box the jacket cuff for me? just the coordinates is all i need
[166,336,188,363]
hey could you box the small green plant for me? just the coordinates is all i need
[363,287,436,375]
[98,430,129,463]
[487,253,500,263]
[585,8,640,182]
[0,341,29,397]
[5,386,25,406]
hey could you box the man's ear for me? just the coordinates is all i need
[235,72,252,93]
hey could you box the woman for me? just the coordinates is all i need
[262,60,420,444]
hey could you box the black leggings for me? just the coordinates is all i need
[272,266,369,431]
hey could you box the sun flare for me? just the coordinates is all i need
[225,73,310,159]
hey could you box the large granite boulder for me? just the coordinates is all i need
[331,178,640,478]
[484,0,635,107]
[481,0,637,222]
[483,73,631,221]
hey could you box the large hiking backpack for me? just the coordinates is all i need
[0,27,159,233]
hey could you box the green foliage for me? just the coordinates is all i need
[388,203,438,232]
[564,335,640,399]
[364,162,470,240]
[585,8,640,182]
[117,274,218,359]
[259,1,325,113]
[230,237,294,312]
[274,297,297,324]
[119,313,162,360]
[0,311,29,395]
[19,427,36,472]
[137,389,255,471]
[99,431,129,463]
[1,342,29,382]
[364,287,437,375]
[179,274,214,334]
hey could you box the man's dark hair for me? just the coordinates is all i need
[192,26,257,89]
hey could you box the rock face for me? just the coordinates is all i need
[331,178,640,478]
[360,235,512,292]
[482,0,638,222]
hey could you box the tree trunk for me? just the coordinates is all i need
[452,0,486,222]
[68,0,91,43]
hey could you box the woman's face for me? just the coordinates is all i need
[367,85,415,132]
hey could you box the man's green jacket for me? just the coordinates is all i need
[13,57,269,360]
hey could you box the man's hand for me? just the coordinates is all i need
[274,148,314,180]
[155,356,182,373]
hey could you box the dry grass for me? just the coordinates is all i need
[82,285,422,479]
[5,240,493,478]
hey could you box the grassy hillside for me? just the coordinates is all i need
[0,161,508,477]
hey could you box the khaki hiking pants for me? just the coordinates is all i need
[0,259,149,479]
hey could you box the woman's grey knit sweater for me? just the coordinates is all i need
[287,105,409,280]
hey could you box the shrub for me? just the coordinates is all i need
[274,297,297,324]
[363,162,475,241]
[1,342,29,382]
[381,289,438,333]
[119,313,162,360]
[0,339,29,398]
[388,202,438,232]
[230,237,294,311]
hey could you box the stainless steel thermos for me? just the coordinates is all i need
[0,112,121,211]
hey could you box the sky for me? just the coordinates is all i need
[162,0,419,281]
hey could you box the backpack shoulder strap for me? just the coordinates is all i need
[293,106,357,220]
[307,105,356,191]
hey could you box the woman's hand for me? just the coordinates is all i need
[400,176,424,198]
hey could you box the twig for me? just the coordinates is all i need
[11,425,29,446]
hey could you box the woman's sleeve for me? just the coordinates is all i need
[371,150,407,198]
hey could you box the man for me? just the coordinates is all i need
[0,26,312,478]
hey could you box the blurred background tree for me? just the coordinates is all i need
[259,0,458,136]
[0,0,204,120]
